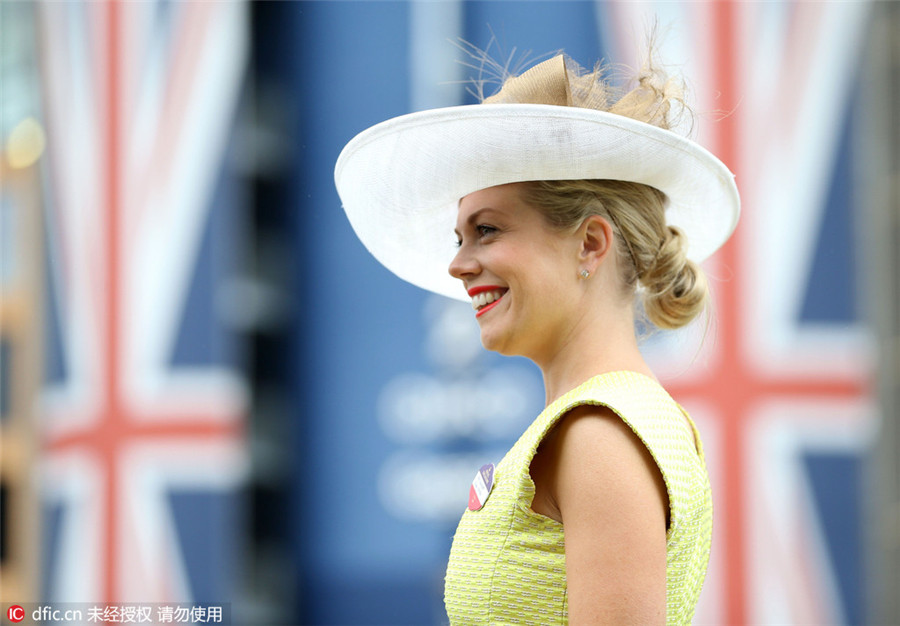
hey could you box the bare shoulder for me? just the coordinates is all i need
[553,404,659,476]
[531,404,669,523]
[530,404,669,624]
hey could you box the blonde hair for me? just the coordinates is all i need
[519,179,708,330]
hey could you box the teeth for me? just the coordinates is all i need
[471,290,504,311]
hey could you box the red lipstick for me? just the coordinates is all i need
[467,285,507,318]
[475,297,503,318]
[467,285,505,297]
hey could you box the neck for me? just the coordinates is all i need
[535,303,655,406]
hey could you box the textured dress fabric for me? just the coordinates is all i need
[443,371,713,625]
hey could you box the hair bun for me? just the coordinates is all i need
[640,226,708,330]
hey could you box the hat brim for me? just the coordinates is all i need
[335,104,740,302]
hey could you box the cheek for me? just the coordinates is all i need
[488,236,572,293]
[522,245,571,285]
[513,262,568,313]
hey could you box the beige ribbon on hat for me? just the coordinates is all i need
[482,54,680,130]
[483,55,572,106]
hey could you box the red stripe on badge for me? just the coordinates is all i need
[467,463,495,511]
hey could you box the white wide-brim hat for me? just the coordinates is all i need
[335,55,740,302]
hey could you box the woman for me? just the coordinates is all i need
[335,53,739,624]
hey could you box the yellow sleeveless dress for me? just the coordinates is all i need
[444,371,712,625]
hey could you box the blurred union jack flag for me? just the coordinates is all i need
[608,2,877,624]
[37,0,249,608]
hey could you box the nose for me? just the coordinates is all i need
[448,242,480,281]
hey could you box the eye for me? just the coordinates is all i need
[476,224,498,238]
[455,224,498,247]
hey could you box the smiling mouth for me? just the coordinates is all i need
[470,289,507,317]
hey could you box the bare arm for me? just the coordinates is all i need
[530,404,669,625]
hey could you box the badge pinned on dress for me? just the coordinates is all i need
[468,463,495,511]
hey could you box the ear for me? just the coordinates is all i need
[578,215,615,270]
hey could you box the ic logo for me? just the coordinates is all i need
[7,606,24,623]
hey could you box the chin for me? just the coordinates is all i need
[478,329,520,357]
[478,329,504,354]
[477,310,527,357]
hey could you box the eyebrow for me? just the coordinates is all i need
[454,207,496,238]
